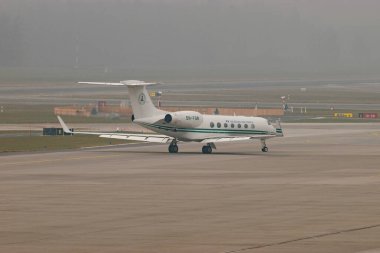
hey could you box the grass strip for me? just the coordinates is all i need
[0,135,129,153]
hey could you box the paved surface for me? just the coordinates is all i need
[1,123,380,253]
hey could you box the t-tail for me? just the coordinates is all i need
[78,80,166,120]
[121,80,165,119]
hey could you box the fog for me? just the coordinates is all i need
[1,0,380,80]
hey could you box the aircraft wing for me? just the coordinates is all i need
[77,80,159,86]
[98,134,173,143]
[57,116,173,143]
[200,134,277,143]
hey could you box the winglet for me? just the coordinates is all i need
[57,116,73,134]
[275,118,284,137]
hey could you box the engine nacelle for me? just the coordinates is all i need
[164,111,203,128]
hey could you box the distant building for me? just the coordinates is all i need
[54,102,284,118]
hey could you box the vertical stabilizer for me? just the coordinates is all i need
[121,80,165,119]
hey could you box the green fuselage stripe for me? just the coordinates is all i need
[140,122,272,135]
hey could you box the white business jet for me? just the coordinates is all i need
[58,80,283,154]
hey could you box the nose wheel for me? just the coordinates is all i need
[261,139,268,152]
[168,140,179,153]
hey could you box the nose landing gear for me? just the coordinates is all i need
[168,139,178,153]
[261,139,268,152]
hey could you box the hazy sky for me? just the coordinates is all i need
[1,0,380,80]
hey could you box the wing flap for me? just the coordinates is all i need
[78,82,125,86]
[99,134,173,143]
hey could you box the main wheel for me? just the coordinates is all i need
[261,146,268,152]
[202,145,212,154]
[168,144,178,153]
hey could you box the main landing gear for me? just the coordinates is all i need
[261,139,268,152]
[202,145,212,154]
[167,140,268,154]
[202,143,215,154]
[168,140,178,153]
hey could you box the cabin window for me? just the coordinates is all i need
[224,123,228,128]
[231,123,235,128]
[210,122,215,128]
[251,124,255,129]
[238,124,241,128]
[217,122,221,128]
[244,124,248,128]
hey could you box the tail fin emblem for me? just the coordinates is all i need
[138,93,146,105]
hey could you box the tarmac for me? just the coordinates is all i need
[1,123,380,253]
